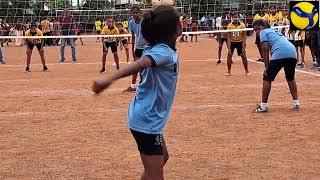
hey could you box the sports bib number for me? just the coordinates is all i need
[232,32,240,37]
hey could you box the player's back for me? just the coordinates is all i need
[260,28,297,60]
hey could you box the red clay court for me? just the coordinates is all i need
[0,36,319,179]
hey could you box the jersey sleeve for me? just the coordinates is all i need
[101,27,107,35]
[144,45,172,67]
[37,29,43,36]
[24,30,30,36]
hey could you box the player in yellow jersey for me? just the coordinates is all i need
[95,18,102,42]
[226,14,250,76]
[268,6,279,26]
[100,19,120,73]
[254,8,269,63]
[117,23,130,64]
[24,22,48,72]
[286,30,306,68]
[217,20,228,64]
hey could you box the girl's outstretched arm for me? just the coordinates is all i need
[92,56,153,94]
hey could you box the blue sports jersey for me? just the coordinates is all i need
[127,44,179,134]
[260,28,297,60]
[128,19,148,49]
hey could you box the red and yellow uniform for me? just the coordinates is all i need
[101,25,120,42]
[268,13,280,26]
[253,13,269,22]
[227,22,246,42]
[41,19,50,34]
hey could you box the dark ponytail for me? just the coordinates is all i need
[141,5,180,50]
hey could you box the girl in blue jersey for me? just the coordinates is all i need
[92,5,181,179]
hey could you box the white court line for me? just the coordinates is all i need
[0,59,226,67]
[247,58,320,77]
[2,80,320,98]
[0,100,319,118]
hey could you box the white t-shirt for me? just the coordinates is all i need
[216,16,222,28]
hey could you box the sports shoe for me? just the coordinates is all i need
[253,104,268,113]
[0,60,5,64]
[25,66,30,72]
[216,60,222,64]
[43,66,48,71]
[59,60,65,63]
[246,72,251,76]
[225,72,231,76]
[292,104,300,111]
[123,86,136,92]
[112,63,116,67]
[100,67,106,73]
[315,62,320,68]
[72,60,78,63]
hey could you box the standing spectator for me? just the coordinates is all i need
[49,17,54,42]
[216,13,222,30]
[310,30,320,68]
[95,17,102,42]
[14,18,24,47]
[1,20,10,47]
[59,8,77,63]
[190,19,198,42]
[179,16,188,42]
[246,12,254,36]
[200,15,207,31]
[74,23,84,46]
[41,17,51,46]
[0,24,4,63]
[53,18,61,45]
[0,46,3,64]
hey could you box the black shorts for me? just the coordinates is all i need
[130,129,164,155]
[96,30,101,34]
[134,48,144,59]
[27,42,42,51]
[219,38,227,45]
[103,41,117,53]
[230,42,244,56]
[264,58,297,82]
[294,40,305,47]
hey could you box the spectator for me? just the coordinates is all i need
[246,12,254,36]
[216,13,222,30]
[41,17,51,46]
[200,15,207,31]
[14,18,24,47]
[59,8,77,63]
[95,17,102,42]
[0,46,3,64]
[53,18,61,45]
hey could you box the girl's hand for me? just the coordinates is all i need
[92,78,113,94]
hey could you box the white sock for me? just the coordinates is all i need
[260,103,268,109]
[131,84,136,89]
[293,100,300,106]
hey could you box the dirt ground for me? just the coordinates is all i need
[0,35,320,179]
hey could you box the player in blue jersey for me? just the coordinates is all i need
[92,5,181,179]
[124,6,148,92]
[253,19,300,112]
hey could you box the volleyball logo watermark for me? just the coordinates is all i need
[289,1,319,30]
